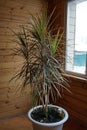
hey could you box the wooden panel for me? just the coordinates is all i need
[0,0,47,118]
[0,114,87,130]
[57,77,87,128]
[48,0,87,128]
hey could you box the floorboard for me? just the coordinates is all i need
[0,114,86,130]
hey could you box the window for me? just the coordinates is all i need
[66,0,87,76]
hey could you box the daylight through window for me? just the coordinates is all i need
[66,0,87,75]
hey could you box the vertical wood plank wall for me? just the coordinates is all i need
[0,0,47,119]
[48,0,87,128]
[0,0,87,128]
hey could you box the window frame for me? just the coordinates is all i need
[65,0,87,79]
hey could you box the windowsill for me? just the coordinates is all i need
[64,72,87,83]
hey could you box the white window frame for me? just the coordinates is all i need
[65,0,87,78]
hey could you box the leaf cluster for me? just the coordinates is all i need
[11,10,70,110]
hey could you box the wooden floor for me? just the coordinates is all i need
[0,114,86,130]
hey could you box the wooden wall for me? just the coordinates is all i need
[0,0,47,119]
[48,0,87,128]
[58,77,87,128]
[47,0,66,65]
[0,0,87,128]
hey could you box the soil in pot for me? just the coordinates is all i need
[31,106,65,123]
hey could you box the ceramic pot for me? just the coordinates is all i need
[28,104,69,130]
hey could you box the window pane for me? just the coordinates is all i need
[74,51,86,74]
[66,0,87,75]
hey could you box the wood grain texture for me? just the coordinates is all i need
[48,0,87,128]
[0,0,47,118]
[0,0,87,129]
[60,77,87,128]
[0,114,86,130]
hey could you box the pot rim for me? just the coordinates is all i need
[28,104,69,127]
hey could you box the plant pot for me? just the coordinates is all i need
[28,104,69,130]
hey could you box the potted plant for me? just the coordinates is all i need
[11,10,70,130]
